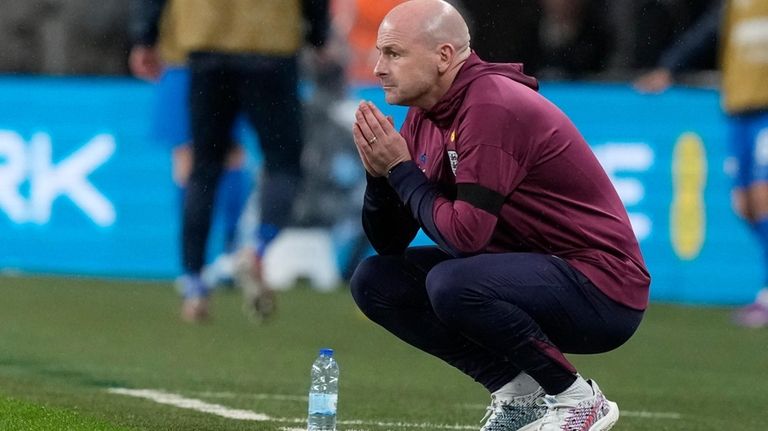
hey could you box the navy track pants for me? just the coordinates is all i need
[350,246,643,394]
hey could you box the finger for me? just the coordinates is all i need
[387,116,395,126]
[354,107,376,143]
[352,122,373,151]
[352,124,377,174]
[360,102,388,139]
[352,121,365,146]
[366,102,396,134]
[358,144,376,175]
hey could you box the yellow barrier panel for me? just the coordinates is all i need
[670,132,707,260]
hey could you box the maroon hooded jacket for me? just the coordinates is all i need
[363,53,650,310]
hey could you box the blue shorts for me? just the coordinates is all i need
[729,111,768,188]
[152,66,191,148]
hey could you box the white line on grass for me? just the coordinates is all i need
[195,393,682,420]
[109,388,480,429]
[107,388,271,421]
[622,410,682,419]
[193,391,308,402]
[108,388,475,429]
[108,388,679,430]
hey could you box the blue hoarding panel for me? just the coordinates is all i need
[538,83,758,305]
[0,76,760,304]
[0,77,173,277]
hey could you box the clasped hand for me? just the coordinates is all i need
[352,101,411,177]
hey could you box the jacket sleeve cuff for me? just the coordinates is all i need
[387,161,427,204]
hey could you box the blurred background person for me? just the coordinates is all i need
[635,0,768,328]
[128,1,250,299]
[129,0,329,323]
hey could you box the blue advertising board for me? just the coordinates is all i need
[0,76,177,277]
[540,83,757,305]
[0,76,760,304]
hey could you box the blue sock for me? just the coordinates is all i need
[218,168,249,251]
[182,273,209,298]
[752,217,768,286]
[256,223,281,258]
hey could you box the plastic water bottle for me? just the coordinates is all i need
[307,348,339,431]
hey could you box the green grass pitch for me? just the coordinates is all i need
[0,275,766,430]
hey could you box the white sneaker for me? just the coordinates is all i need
[234,248,276,323]
[178,275,211,323]
[536,380,618,431]
[480,388,547,431]
[201,252,236,289]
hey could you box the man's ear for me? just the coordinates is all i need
[436,43,455,74]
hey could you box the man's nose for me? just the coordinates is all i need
[373,57,386,78]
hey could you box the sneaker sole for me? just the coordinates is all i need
[590,400,619,431]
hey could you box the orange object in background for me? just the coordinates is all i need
[334,0,406,84]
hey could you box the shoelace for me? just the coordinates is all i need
[537,395,579,428]
[480,389,546,430]
[479,396,499,425]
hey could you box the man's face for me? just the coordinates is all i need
[374,25,439,107]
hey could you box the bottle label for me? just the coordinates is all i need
[308,393,337,415]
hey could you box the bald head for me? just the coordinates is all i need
[381,0,470,54]
[374,0,472,109]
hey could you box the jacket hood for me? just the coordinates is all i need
[425,52,539,128]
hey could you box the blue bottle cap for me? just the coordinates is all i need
[319,348,334,357]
